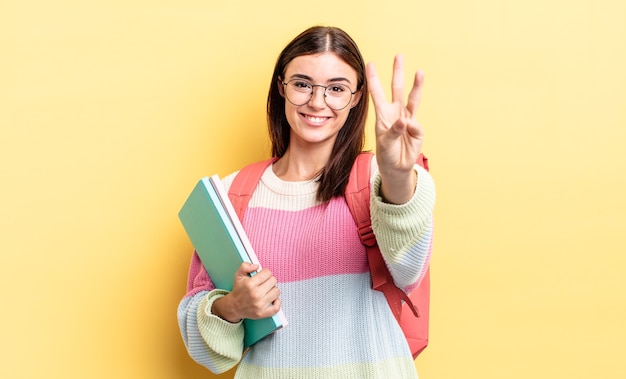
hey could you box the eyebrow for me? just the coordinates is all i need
[288,73,353,84]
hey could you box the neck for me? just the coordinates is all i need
[273,148,330,181]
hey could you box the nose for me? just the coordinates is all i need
[308,85,327,108]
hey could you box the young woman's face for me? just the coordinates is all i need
[280,52,361,151]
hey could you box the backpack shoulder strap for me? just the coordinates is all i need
[345,152,421,322]
[228,158,277,220]
[345,152,376,247]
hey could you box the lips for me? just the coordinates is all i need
[302,113,330,124]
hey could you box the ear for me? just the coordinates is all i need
[349,90,363,109]
[277,78,285,97]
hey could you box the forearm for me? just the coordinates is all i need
[378,166,418,205]
[371,164,436,288]
[211,292,243,323]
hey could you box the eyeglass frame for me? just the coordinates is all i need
[280,79,359,111]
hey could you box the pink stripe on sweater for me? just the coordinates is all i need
[242,198,369,283]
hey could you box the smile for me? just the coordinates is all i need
[302,114,330,124]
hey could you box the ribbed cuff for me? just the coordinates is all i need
[370,165,436,259]
[197,290,245,359]
[372,165,436,217]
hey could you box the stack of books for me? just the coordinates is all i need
[179,175,288,348]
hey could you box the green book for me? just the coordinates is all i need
[178,175,287,348]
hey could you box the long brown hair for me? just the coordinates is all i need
[267,26,369,202]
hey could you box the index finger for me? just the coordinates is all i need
[238,262,259,276]
[366,62,386,110]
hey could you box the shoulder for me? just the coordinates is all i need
[220,171,239,192]
[220,158,276,192]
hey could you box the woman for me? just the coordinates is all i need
[178,26,435,378]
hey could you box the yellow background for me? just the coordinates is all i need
[2,0,625,378]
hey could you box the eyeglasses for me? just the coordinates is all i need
[281,79,358,110]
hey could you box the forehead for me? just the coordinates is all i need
[283,52,358,83]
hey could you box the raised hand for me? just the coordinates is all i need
[366,54,425,204]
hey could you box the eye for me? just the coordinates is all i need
[327,84,348,95]
[292,80,312,91]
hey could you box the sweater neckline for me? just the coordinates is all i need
[261,164,320,196]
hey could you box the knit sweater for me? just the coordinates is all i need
[178,159,436,379]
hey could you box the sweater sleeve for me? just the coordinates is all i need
[370,164,436,290]
[177,252,245,373]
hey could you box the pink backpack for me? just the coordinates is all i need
[228,152,430,359]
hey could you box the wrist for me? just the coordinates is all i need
[379,169,417,204]
[211,294,242,323]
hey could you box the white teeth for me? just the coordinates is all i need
[306,115,327,123]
